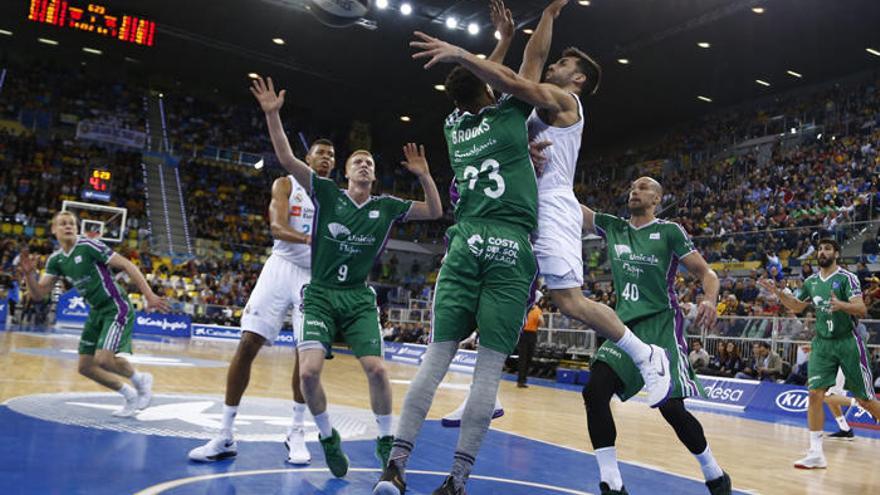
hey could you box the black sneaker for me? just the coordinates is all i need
[373,461,406,495]
[706,471,732,495]
[828,429,855,441]
[432,476,465,495]
[599,482,628,495]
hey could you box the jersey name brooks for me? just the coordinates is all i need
[272,175,314,268]
[526,93,584,193]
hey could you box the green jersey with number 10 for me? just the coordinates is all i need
[309,174,413,288]
[444,94,538,233]
[796,268,862,339]
[594,213,697,324]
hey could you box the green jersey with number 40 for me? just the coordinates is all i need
[594,214,697,323]
[444,94,538,232]
[309,174,412,288]
[796,268,862,339]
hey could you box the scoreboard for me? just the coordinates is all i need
[27,0,157,47]
[82,167,112,202]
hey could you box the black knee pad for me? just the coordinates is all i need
[582,361,620,406]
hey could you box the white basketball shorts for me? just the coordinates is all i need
[534,191,584,290]
[241,254,310,346]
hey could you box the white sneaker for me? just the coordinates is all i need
[135,373,154,410]
[440,396,504,428]
[112,393,139,418]
[639,344,673,408]
[189,434,238,462]
[285,427,311,465]
[793,450,827,469]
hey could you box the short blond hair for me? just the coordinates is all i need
[346,149,373,166]
[52,210,78,225]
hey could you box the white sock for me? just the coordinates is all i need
[221,405,238,435]
[494,395,503,411]
[118,383,137,400]
[376,414,393,438]
[695,446,724,481]
[130,371,145,387]
[614,328,651,364]
[292,402,307,430]
[835,415,851,431]
[809,431,823,454]
[595,447,624,490]
[314,411,333,438]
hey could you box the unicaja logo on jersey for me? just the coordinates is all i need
[328,222,351,240]
[614,244,632,258]
[467,234,485,257]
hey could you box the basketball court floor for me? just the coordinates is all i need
[1,327,877,494]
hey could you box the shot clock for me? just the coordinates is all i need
[82,167,112,202]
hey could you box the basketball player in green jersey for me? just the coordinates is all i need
[760,238,880,470]
[251,76,442,478]
[581,177,731,495]
[19,210,168,417]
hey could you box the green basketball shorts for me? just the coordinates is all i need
[299,284,383,358]
[79,300,135,355]
[431,220,538,355]
[594,309,704,402]
[808,334,876,400]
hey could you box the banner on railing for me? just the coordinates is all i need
[191,323,294,346]
[76,120,147,149]
[56,289,90,328]
[689,376,761,410]
[0,297,8,330]
[133,312,191,338]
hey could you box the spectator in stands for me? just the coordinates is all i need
[688,339,711,372]
[785,345,811,386]
[517,292,544,389]
[736,342,783,381]
[717,341,743,378]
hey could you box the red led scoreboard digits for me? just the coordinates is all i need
[27,0,157,47]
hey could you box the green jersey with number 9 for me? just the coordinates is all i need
[444,94,537,232]
[309,174,413,288]
[594,213,697,324]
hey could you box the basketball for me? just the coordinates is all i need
[308,0,371,28]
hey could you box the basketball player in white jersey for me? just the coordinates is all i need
[188,138,335,463]
[443,0,671,427]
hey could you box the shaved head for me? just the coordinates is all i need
[628,176,663,217]
[635,176,663,196]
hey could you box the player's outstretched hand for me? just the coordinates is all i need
[411,31,466,69]
[250,75,286,114]
[17,248,35,276]
[529,139,552,176]
[544,0,570,19]
[401,143,430,177]
[145,293,170,313]
[490,0,514,40]
[695,300,717,330]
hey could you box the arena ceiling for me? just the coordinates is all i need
[2,0,880,153]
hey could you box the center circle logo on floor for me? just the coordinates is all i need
[775,389,810,412]
[4,392,384,442]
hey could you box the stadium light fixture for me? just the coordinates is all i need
[523,28,534,35]
[786,70,803,78]
[376,0,389,9]
[400,3,413,15]
[272,38,285,45]
[254,159,264,170]
[790,128,796,134]
[82,47,102,55]
[37,37,59,45]
[756,79,771,87]
[434,84,446,91]
[446,17,458,29]
[494,30,501,40]
[697,95,712,103]
[697,42,711,49]
[0,29,12,36]
[817,133,823,140]
[617,58,629,65]
[476,54,487,59]
[867,48,880,57]
[248,73,260,79]
[752,7,765,14]
[400,115,412,122]
[578,0,591,5]
[468,22,479,35]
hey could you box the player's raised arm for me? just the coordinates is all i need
[250,76,314,192]
[107,254,169,312]
[400,143,442,221]
[519,0,569,82]
[680,252,719,329]
[410,31,572,113]
[487,0,515,65]
[269,177,311,245]
[18,250,56,301]
[759,278,810,314]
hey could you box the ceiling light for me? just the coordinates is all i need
[434,84,446,91]
[467,22,479,35]
[697,96,712,103]
[0,29,12,36]
[400,115,411,122]
[697,42,710,49]
[254,159,264,170]
[867,48,880,57]
[752,7,765,14]
[617,58,629,65]
[400,3,413,15]
[578,0,591,5]
[446,17,458,29]
[790,128,797,134]
[272,38,285,45]
[786,70,803,78]
[376,0,389,9]
[476,54,487,59]
[37,37,58,45]
[817,133,823,140]
[755,79,770,87]
[82,47,102,55]
[523,28,534,35]
[248,73,259,79]
[494,30,501,40]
